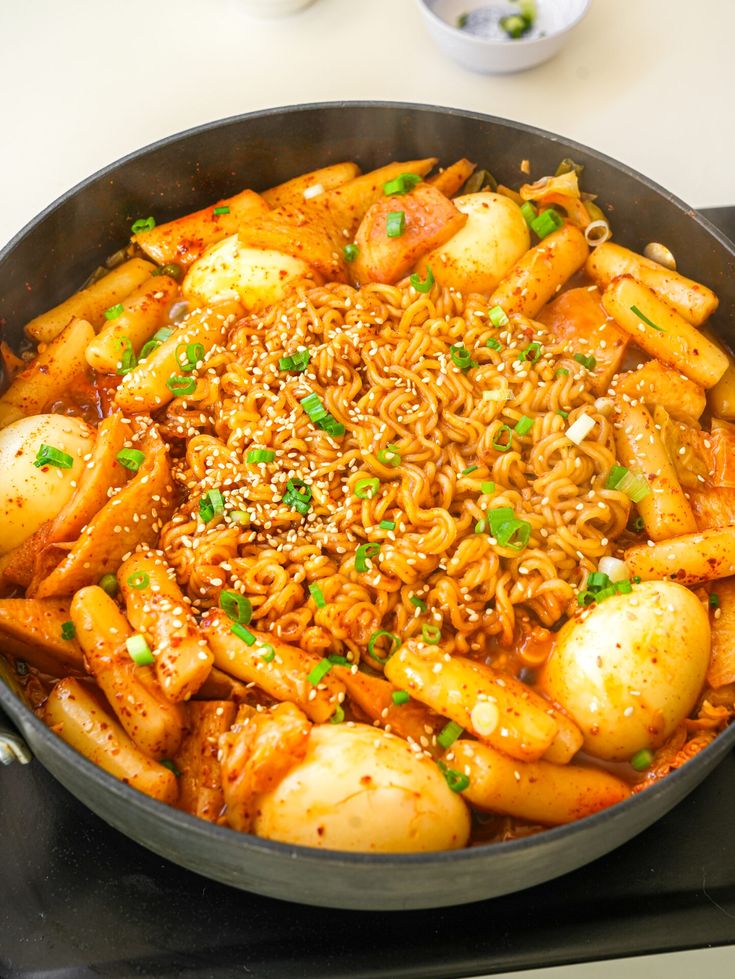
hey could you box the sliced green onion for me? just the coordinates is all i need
[616,470,651,503]
[379,519,396,530]
[354,477,380,499]
[367,630,400,664]
[175,342,205,374]
[486,337,502,351]
[104,303,124,320]
[632,515,645,533]
[99,573,119,597]
[488,304,509,328]
[410,595,427,612]
[309,583,326,608]
[317,414,345,438]
[383,173,421,196]
[376,444,401,467]
[343,243,359,262]
[355,542,381,572]
[229,509,251,526]
[160,759,182,776]
[488,507,532,551]
[475,519,487,534]
[437,720,464,750]
[116,448,145,472]
[153,326,173,342]
[131,216,156,234]
[307,658,333,686]
[587,571,610,590]
[450,344,476,371]
[220,590,252,625]
[246,449,275,464]
[514,415,534,436]
[127,571,149,590]
[199,488,225,523]
[518,341,542,364]
[461,465,478,475]
[392,690,410,705]
[606,465,629,490]
[480,481,495,494]
[409,265,434,293]
[710,593,720,608]
[556,367,569,377]
[631,304,665,332]
[573,353,597,371]
[282,478,312,516]
[231,622,256,646]
[630,748,654,772]
[556,409,569,419]
[327,655,350,666]
[279,349,310,373]
[152,264,181,281]
[438,761,470,793]
[34,444,74,470]
[116,337,137,376]
[140,326,173,358]
[213,205,231,216]
[632,575,641,584]
[139,339,161,359]
[166,374,197,396]
[492,425,513,453]
[520,201,537,226]
[300,392,327,421]
[616,579,633,595]
[422,623,441,644]
[330,705,345,723]
[61,621,76,641]
[531,208,564,240]
[259,644,275,663]
[386,210,405,238]
[126,634,154,665]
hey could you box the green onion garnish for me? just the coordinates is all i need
[410,595,427,612]
[631,305,665,332]
[282,478,313,516]
[392,690,410,705]
[632,516,645,533]
[300,392,327,420]
[327,655,350,666]
[330,705,345,723]
[231,622,256,646]
[309,583,326,608]
[152,264,182,281]
[488,507,532,551]
[486,337,502,351]
[437,720,463,750]
[520,202,537,227]
[383,173,421,196]
[488,305,509,328]
[379,519,395,530]
[480,481,495,494]
[355,542,381,573]
[33,444,74,470]
[410,266,435,293]
[176,342,205,374]
[307,658,333,685]
[104,303,124,320]
[422,623,441,644]
[229,510,251,526]
[630,748,654,772]
[126,634,154,665]
[386,211,405,238]
[127,571,150,590]
[556,409,569,419]
[475,519,486,534]
[279,349,311,373]
[166,375,197,396]
[632,575,641,583]
[606,465,629,489]
[116,448,145,472]
[367,629,400,664]
[556,367,569,377]
[131,216,156,234]
[376,444,401,467]
[199,488,225,522]
[213,205,230,216]
[518,341,542,364]
[140,326,173,359]
[354,477,380,499]
[99,573,119,597]
[61,621,76,641]
[616,579,633,595]
[461,465,478,475]
[220,590,252,624]
[616,470,651,503]
[514,415,534,436]
[343,243,359,262]
[450,344,476,371]
[492,425,513,453]
[709,593,720,608]
[438,760,470,793]
[573,353,597,371]
[531,208,564,240]
[116,337,137,376]
[246,449,275,464]
[160,759,182,776]
[259,644,275,663]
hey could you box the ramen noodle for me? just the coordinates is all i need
[1,156,733,853]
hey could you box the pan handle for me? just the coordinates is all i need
[0,703,32,766]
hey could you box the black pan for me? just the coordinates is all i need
[1,102,734,911]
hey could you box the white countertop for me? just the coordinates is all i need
[1,0,734,974]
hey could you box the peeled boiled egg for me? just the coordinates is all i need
[540,580,710,761]
[253,722,471,852]
[183,233,309,310]
[0,413,96,555]
[417,192,530,294]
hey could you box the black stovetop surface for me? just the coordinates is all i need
[2,207,735,979]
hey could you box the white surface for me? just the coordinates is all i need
[0,1,733,975]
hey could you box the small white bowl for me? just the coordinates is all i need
[416,0,591,74]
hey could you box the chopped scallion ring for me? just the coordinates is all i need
[556,409,569,419]
[116,337,137,375]
[279,349,311,373]
[410,595,427,612]
[104,303,124,320]
[259,644,275,663]
[231,622,256,646]
[330,705,345,723]
[709,593,720,609]
[61,621,76,641]
[367,629,400,663]
[220,590,252,625]
[450,344,476,371]
[213,205,231,215]
[126,571,150,590]
[383,173,421,196]
[437,720,463,750]
[166,374,197,396]
[409,266,434,293]
[488,304,509,328]
[556,367,569,377]
[33,444,74,470]
[152,264,181,281]
[307,658,333,685]
[422,623,441,644]
[355,542,381,573]
[573,353,597,371]
[99,573,119,597]
[392,690,410,705]
[354,477,380,499]
[520,201,537,227]
[488,507,532,551]
[632,515,645,533]
[486,337,502,351]
[492,425,513,453]
[531,208,564,240]
[131,216,156,234]
[379,519,396,531]
[160,758,182,776]
[518,341,542,364]
[309,583,326,608]
[631,304,665,332]
[514,415,534,436]
[246,449,275,464]
[116,448,145,472]
[630,748,654,772]
[480,481,495,494]
[376,444,401,467]
[175,341,205,373]
[461,465,478,475]
[229,510,251,526]
[386,210,405,238]
[126,634,154,665]
[343,243,359,262]
[438,760,470,793]
[199,488,225,523]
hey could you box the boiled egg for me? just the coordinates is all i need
[0,413,96,555]
[540,580,710,761]
[253,722,471,852]
[417,192,530,294]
